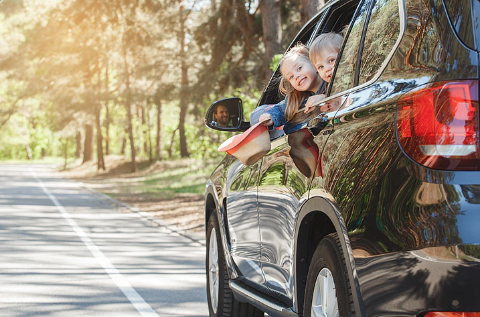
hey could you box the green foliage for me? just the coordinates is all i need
[270,54,283,72]
[0,0,305,165]
[0,110,74,160]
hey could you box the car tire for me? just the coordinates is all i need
[206,212,264,317]
[303,233,355,317]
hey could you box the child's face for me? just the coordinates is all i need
[312,49,338,82]
[281,55,321,92]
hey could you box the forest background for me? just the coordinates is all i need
[0,0,326,170]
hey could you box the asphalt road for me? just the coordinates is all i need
[0,164,208,317]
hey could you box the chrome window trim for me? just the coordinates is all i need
[313,0,406,109]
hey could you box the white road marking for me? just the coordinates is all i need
[30,170,160,317]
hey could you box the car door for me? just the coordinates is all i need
[312,0,403,245]
[256,0,365,306]
[309,0,405,312]
[226,159,265,286]
[254,12,328,305]
[257,136,312,304]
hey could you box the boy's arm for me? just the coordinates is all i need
[304,94,326,114]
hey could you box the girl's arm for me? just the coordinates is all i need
[258,113,274,126]
[259,100,287,128]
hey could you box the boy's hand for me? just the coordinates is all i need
[320,96,342,112]
[304,94,326,114]
[258,113,273,126]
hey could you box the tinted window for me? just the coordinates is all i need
[329,0,373,95]
[443,0,474,50]
[358,0,400,85]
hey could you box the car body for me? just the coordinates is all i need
[204,0,480,316]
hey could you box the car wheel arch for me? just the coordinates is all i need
[205,183,239,280]
[205,192,216,231]
[294,196,366,316]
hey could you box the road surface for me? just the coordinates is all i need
[0,164,208,317]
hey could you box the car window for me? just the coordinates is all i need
[329,0,374,95]
[257,12,325,107]
[358,0,401,85]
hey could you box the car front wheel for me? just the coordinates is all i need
[206,212,264,317]
[303,233,355,317]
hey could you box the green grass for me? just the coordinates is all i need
[116,159,219,197]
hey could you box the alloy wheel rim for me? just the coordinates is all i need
[311,268,339,317]
[208,228,219,313]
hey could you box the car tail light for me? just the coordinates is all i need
[424,313,480,317]
[397,80,479,170]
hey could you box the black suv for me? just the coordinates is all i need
[204,0,480,316]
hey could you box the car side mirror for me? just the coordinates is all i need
[205,97,249,131]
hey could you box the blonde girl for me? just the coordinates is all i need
[259,43,323,134]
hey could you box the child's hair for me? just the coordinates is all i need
[278,43,314,123]
[309,31,344,65]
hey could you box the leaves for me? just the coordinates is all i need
[0,0,305,161]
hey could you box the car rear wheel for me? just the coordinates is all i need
[206,212,264,317]
[303,233,354,317]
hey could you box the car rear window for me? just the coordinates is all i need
[329,0,373,95]
[358,0,401,85]
[443,0,475,50]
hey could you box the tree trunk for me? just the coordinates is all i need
[178,4,189,158]
[63,139,68,170]
[300,0,325,25]
[120,130,127,155]
[141,103,148,153]
[83,124,94,163]
[96,61,105,171]
[124,50,137,173]
[146,105,153,163]
[104,58,110,156]
[168,127,178,159]
[210,0,217,47]
[155,99,162,160]
[75,131,82,158]
[25,145,33,160]
[260,0,283,78]
[95,106,105,170]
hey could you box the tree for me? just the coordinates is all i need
[178,3,190,158]
[300,0,325,25]
[261,0,283,78]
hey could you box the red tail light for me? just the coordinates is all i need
[424,313,480,317]
[397,80,479,170]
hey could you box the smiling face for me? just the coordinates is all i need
[281,54,322,93]
[214,105,230,127]
[312,48,338,83]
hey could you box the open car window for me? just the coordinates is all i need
[328,0,374,95]
[257,9,327,107]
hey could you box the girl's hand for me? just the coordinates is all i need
[304,94,326,114]
[258,113,273,126]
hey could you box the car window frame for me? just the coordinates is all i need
[256,4,334,107]
[352,0,375,86]
[322,0,373,95]
[319,0,405,111]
